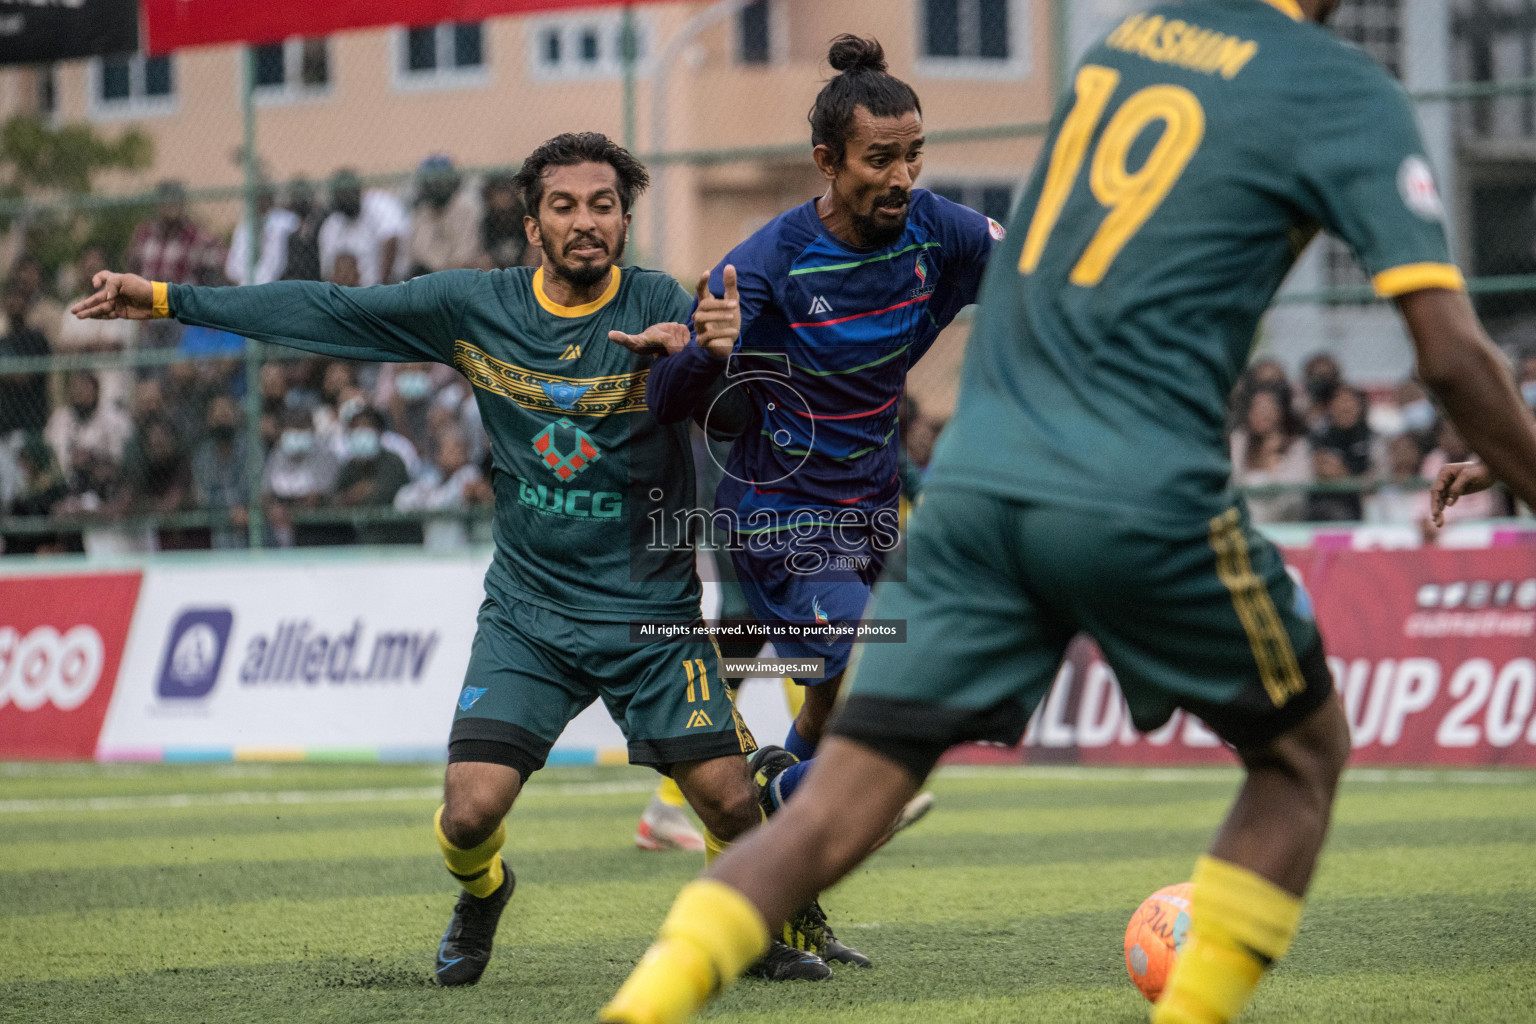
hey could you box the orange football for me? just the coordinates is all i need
[1124,882,1193,1002]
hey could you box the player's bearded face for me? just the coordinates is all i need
[533,164,630,290]
[835,108,925,248]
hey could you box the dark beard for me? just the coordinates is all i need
[850,192,910,248]
[542,230,625,289]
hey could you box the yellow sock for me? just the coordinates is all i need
[656,777,687,808]
[434,805,506,899]
[703,827,728,868]
[600,879,769,1024]
[1152,856,1304,1024]
[782,677,805,717]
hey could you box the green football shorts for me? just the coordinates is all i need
[829,485,1332,780]
[448,588,756,778]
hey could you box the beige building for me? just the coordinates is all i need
[1,0,1056,411]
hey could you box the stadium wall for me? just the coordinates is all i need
[3,531,1536,767]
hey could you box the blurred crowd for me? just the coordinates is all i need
[2,155,1533,555]
[0,155,527,554]
[1229,351,1536,530]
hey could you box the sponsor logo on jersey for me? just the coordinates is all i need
[1398,155,1445,222]
[157,608,234,699]
[812,595,830,624]
[533,417,602,481]
[686,709,714,729]
[987,217,1007,241]
[808,295,833,316]
[910,256,935,299]
[540,380,592,409]
[458,686,488,711]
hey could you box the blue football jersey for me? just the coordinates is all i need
[648,188,998,523]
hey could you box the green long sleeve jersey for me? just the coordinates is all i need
[170,266,708,621]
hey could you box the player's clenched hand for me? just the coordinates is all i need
[694,264,739,360]
[1430,461,1496,527]
[608,321,691,357]
[69,271,159,320]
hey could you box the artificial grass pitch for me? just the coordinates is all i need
[1,761,1533,1023]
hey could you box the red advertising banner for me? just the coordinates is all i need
[145,0,674,54]
[949,545,1536,768]
[0,573,141,760]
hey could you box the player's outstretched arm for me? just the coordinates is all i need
[607,321,691,357]
[1398,288,1536,525]
[70,272,159,320]
[73,269,475,365]
[1429,462,1497,525]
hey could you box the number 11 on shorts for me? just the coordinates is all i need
[683,658,710,703]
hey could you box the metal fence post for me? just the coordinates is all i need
[241,46,265,549]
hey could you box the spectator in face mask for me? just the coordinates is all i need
[1365,432,1429,526]
[1301,351,1342,431]
[408,154,483,277]
[45,370,131,482]
[478,171,530,270]
[318,169,409,287]
[395,425,491,549]
[192,395,251,548]
[377,361,449,455]
[280,177,324,282]
[1310,385,1377,478]
[333,406,416,544]
[263,406,340,547]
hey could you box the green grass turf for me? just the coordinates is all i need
[2,762,1534,1023]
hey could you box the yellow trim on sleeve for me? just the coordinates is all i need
[1254,0,1304,20]
[532,265,621,318]
[151,280,170,318]
[1371,262,1466,298]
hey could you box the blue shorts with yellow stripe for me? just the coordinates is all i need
[449,588,756,779]
[829,485,1333,778]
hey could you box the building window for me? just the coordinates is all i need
[253,37,330,103]
[89,52,176,119]
[919,0,1028,78]
[1453,0,1536,139]
[529,13,649,81]
[1330,0,1402,78]
[739,0,771,65]
[396,22,487,90]
[928,181,1015,225]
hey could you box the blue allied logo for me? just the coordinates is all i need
[541,380,592,410]
[157,608,234,699]
[458,686,489,711]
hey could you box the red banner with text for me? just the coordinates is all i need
[145,0,673,53]
[950,545,1536,768]
[0,573,141,760]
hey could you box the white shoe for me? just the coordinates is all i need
[873,791,935,851]
[634,796,706,852]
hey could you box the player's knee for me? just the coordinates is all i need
[690,779,760,841]
[1244,698,1351,806]
[440,795,507,849]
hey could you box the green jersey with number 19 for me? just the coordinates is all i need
[929,0,1462,521]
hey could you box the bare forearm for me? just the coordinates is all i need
[1420,328,1536,509]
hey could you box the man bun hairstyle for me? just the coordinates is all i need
[809,35,922,164]
[513,131,650,215]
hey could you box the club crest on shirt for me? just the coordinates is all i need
[910,255,936,299]
[1397,155,1445,222]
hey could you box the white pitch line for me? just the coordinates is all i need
[933,765,1534,785]
[0,778,657,815]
